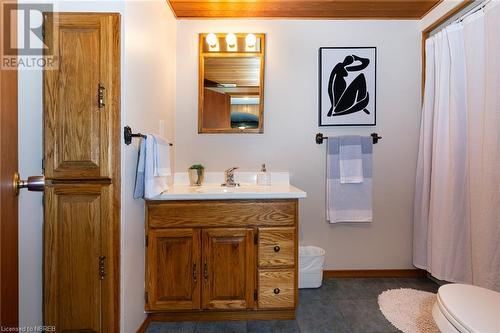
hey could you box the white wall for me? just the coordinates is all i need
[175,20,422,269]
[121,1,176,332]
[18,1,176,332]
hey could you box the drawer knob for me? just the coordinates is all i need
[273,245,280,252]
[273,288,280,294]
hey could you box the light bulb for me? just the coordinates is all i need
[245,33,257,48]
[206,33,218,47]
[225,33,237,47]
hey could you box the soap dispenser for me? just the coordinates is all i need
[257,164,271,186]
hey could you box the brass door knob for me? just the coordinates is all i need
[13,172,45,195]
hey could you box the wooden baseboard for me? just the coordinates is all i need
[135,316,151,333]
[323,269,426,278]
[145,309,295,322]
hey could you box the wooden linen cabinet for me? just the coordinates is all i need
[43,13,120,332]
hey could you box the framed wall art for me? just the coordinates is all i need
[319,47,376,126]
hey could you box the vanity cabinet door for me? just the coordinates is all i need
[146,229,201,311]
[202,228,255,310]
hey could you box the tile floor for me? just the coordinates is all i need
[145,277,439,333]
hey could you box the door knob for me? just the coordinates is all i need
[13,172,45,195]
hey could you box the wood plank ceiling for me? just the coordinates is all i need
[168,0,442,19]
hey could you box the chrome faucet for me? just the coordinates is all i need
[222,167,240,187]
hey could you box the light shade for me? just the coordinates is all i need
[245,33,257,48]
[206,33,218,47]
[225,33,237,47]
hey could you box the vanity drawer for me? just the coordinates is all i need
[147,200,297,228]
[258,269,295,309]
[258,227,295,267]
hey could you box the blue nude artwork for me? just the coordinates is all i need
[319,47,376,126]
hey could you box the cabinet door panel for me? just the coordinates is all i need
[202,228,255,310]
[44,183,114,333]
[147,229,201,310]
[44,14,119,180]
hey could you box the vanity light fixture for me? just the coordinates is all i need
[245,33,257,48]
[206,33,218,47]
[225,33,237,48]
[225,33,238,52]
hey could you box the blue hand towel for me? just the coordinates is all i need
[133,139,146,199]
[326,136,373,223]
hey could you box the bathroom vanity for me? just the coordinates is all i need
[144,172,306,320]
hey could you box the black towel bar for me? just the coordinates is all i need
[315,132,382,145]
[124,126,173,146]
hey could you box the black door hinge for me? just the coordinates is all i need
[145,235,148,247]
[254,289,258,301]
[254,233,258,245]
[145,291,148,303]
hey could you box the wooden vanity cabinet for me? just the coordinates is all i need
[145,199,298,320]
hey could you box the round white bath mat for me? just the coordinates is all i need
[378,288,439,333]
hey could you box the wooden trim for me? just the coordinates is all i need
[421,0,472,99]
[421,0,473,35]
[323,269,427,278]
[0,0,19,327]
[135,316,151,333]
[145,309,296,322]
[109,14,121,333]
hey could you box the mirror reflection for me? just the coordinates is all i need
[199,33,265,133]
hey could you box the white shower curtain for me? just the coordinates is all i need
[414,3,500,291]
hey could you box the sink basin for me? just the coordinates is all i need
[192,184,270,194]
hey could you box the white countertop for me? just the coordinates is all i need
[148,184,307,201]
[147,172,307,201]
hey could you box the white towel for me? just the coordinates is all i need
[153,135,171,177]
[133,135,170,199]
[339,136,363,184]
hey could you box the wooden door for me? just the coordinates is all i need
[202,88,230,129]
[44,13,120,180]
[0,0,19,327]
[44,183,116,333]
[202,228,255,310]
[146,229,201,311]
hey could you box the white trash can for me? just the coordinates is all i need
[298,246,325,289]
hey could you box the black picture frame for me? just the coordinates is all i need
[318,47,377,126]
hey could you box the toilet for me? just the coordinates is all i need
[432,284,500,333]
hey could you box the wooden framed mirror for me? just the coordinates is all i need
[198,33,265,133]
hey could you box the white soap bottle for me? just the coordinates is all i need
[257,164,271,186]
